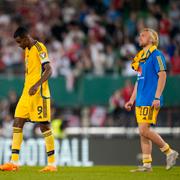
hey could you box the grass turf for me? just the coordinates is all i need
[0,166,180,180]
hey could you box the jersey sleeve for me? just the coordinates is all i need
[35,42,50,64]
[153,52,167,73]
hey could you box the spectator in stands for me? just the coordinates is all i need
[90,106,107,127]
[159,13,171,48]
[121,80,134,103]
[0,0,179,76]
[108,89,125,126]
[170,48,180,75]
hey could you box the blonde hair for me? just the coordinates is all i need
[142,28,159,47]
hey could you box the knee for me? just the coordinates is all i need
[139,127,149,137]
[13,118,26,128]
[39,122,50,133]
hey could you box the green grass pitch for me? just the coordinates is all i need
[0,166,180,180]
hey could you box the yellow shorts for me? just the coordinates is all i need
[15,92,51,122]
[135,106,160,124]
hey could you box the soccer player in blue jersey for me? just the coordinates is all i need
[125,28,178,172]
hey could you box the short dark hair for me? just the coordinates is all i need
[14,26,28,38]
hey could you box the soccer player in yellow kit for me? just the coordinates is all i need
[0,27,57,172]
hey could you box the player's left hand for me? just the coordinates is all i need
[29,84,39,96]
[152,100,160,109]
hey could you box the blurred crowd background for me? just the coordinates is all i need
[0,0,180,138]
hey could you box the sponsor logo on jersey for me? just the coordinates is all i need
[40,52,46,59]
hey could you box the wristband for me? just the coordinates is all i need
[154,97,160,100]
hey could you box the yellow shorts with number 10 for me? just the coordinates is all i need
[15,92,51,122]
[135,106,160,124]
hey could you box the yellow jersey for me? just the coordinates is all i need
[23,41,50,98]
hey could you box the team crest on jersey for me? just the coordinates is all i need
[137,66,142,76]
[40,52,46,59]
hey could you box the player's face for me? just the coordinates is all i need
[138,31,151,47]
[15,36,30,49]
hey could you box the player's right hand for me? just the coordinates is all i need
[29,84,38,96]
[124,101,133,111]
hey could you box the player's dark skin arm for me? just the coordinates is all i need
[29,62,52,132]
[14,55,52,131]
[29,63,52,96]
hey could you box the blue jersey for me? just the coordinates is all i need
[136,49,167,106]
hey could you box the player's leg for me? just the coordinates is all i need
[0,118,26,171]
[30,95,57,172]
[137,106,178,170]
[0,94,29,171]
[140,133,152,169]
[139,123,166,148]
[30,92,57,171]
[11,118,26,164]
[130,123,153,172]
[131,122,170,172]
[139,123,179,170]
[130,107,153,172]
[39,122,57,172]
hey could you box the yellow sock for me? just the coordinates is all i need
[11,127,23,163]
[160,143,172,155]
[142,154,152,167]
[43,130,55,165]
